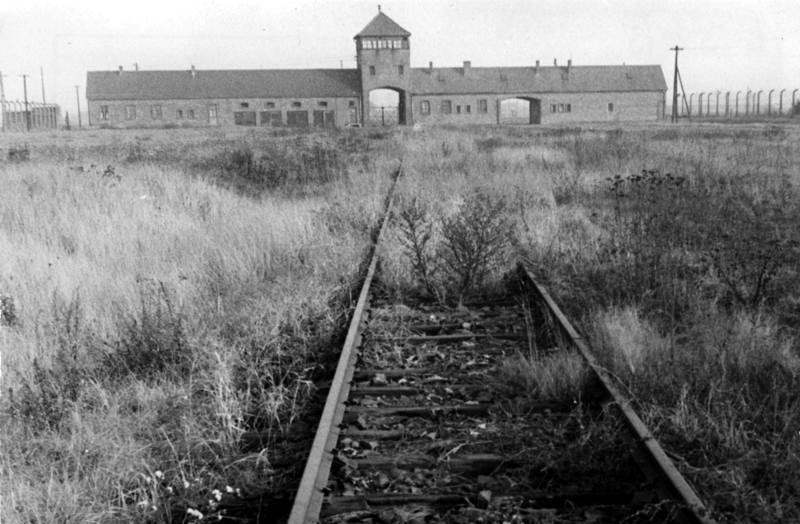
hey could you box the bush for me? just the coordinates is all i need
[203,138,348,196]
[395,189,516,299]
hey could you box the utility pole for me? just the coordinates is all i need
[21,74,30,131]
[75,85,82,129]
[670,45,684,123]
[40,66,46,103]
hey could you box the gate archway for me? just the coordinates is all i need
[498,97,542,124]
[367,87,406,126]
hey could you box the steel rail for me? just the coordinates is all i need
[287,164,402,524]
[517,263,714,524]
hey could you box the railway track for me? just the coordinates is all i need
[287,171,712,524]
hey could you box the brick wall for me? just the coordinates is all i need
[411,91,665,125]
[88,96,361,128]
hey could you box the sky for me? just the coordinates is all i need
[1,0,799,118]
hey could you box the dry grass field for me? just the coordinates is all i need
[2,122,799,523]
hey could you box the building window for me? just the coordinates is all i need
[318,101,328,107]
[478,99,488,113]
[421,100,430,115]
[398,65,404,75]
[551,104,557,113]
[349,100,356,107]
[177,109,184,119]
[566,103,572,113]
[608,102,615,112]
[379,40,389,49]
[369,65,376,76]
[456,105,461,114]
[266,101,275,108]
[125,105,135,120]
[100,105,109,120]
[292,101,302,108]
[151,105,162,119]
[466,105,471,114]
[442,100,452,114]
[240,102,249,109]
[188,109,195,119]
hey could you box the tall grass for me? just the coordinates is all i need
[0,129,391,522]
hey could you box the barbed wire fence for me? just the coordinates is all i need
[679,88,799,119]
[1,100,61,132]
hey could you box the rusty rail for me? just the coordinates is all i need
[287,163,401,524]
[516,263,713,524]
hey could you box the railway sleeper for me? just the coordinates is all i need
[321,489,642,517]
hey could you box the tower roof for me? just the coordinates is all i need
[355,11,411,38]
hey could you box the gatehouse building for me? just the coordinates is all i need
[86,10,667,128]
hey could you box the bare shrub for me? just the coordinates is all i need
[396,196,438,296]
[439,190,516,296]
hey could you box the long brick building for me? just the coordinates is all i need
[86,10,667,128]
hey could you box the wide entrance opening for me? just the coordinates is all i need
[368,88,406,126]
[499,97,541,125]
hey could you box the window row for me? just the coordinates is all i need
[99,100,357,121]
[550,103,572,113]
[361,38,406,50]
[419,99,489,116]
[368,65,404,76]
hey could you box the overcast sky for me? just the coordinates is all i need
[2,0,799,117]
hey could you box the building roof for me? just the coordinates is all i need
[355,11,411,38]
[86,69,362,101]
[410,65,667,95]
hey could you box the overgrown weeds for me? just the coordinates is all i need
[393,189,516,300]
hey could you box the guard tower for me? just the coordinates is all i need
[354,9,412,125]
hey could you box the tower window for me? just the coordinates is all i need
[466,105,471,114]
[265,101,275,108]
[608,102,615,112]
[421,100,430,115]
[292,101,302,108]
[442,100,452,114]
[566,103,572,113]
[456,105,461,114]
[188,109,195,119]
[369,65,376,76]
[318,101,328,107]
[478,99,488,113]
[398,65,404,75]
[551,104,557,113]
[177,109,184,119]
[240,102,249,109]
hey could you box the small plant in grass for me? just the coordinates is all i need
[8,293,91,430]
[104,280,191,381]
[396,196,438,297]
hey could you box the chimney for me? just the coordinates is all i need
[553,58,557,67]
[535,59,540,74]
[463,61,471,75]
[567,59,572,68]
[190,65,197,79]
[134,62,139,71]
[429,61,433,73]
[117,65,123,75]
